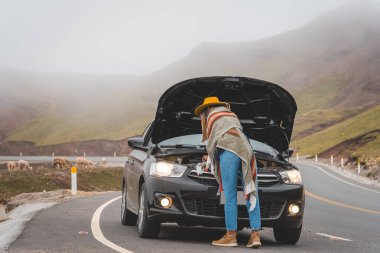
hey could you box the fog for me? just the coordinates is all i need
[0,0,379,147]
[0,0,371,75]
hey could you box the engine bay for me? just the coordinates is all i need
[157,154,291,173]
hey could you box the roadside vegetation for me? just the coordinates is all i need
[0,164,122,205]
[289,73,379,163]
[3,8,380,164]
[292,105,380,160]
[292,107,363,141]
[7,109,153,146]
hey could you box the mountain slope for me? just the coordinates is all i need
[148,0,380,103]
[292,105,380,158]
[0,69,155,145]
[1,0,380,158]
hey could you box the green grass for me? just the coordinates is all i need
[77,168,123,191]
[4,70,378,163]
[291,105,380,156]
[7,109,154,146]
[351,131,380,160]
[293,107,363,140]
[0,166,123,204]
[6,84,157,146]
[5,73,347,147]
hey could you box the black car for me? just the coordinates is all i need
[121,76,304,244]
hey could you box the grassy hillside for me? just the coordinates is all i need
[7,108,153,146]
[1,1,380,160]
[1,70,156,145]
[293,75,346,114]
[292,107,363,141]
[353,131,380,159]
[291,105,380,158]
[0,166,123,204]
[291,74,365,140]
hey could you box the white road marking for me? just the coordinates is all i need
[299,162,380,194]
[315,232,353,242]
[90,163,373,252]
[91,196,134,253]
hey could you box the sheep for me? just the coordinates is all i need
[7,161,19,173]
[17,160,32,171]
[52,157,72,170]
[76,157,95,171]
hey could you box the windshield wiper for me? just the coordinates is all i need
[155,144,206,157]
[159,144,205,149]
[253,149,274,158]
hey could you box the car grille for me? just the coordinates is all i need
[187,172,219,187]
[257,174,281,187]
[188,171,280,188]
[182,198,284,219]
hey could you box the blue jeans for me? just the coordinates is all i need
[219,149,261,231]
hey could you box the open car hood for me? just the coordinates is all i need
[151,76,297,152]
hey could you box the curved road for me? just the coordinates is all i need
[9,163,380,253]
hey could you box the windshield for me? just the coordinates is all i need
[158,134,279,156]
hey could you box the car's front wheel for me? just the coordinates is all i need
[121,180,138,226]
[137,183,161,238]
[273,225,302,244]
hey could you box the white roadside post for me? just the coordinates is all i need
[315,154,318,163]
[71,166,77,195]
[0,204,7,221]
[296,153,299,161]
[357,161,361,174]
[331,155,334,165]
[341,158,344,168]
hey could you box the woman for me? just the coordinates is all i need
[194,96,261,248]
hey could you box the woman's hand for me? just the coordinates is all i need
[203,155,212,172]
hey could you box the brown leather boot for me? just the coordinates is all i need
[212,230,238,247]
[246,230,261,248]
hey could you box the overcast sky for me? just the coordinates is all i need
[0,0,371,75]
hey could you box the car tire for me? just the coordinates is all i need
[121,179,138,226]
[137,183,161,238]
[273,225,302,244]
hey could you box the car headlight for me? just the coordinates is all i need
[279,169,302,184]
[150,161,187,177]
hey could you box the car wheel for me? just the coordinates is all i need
[121,180,138,226]
[273,225,302,244]
[137,183,161,238]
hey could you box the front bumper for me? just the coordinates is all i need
[145,174,304,229]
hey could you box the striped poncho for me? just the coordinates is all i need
[205,106,258,211]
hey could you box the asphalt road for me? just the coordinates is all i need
[8,162,380,253]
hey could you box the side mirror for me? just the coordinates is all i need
[128,137,147,151]
[282,148,294,159]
